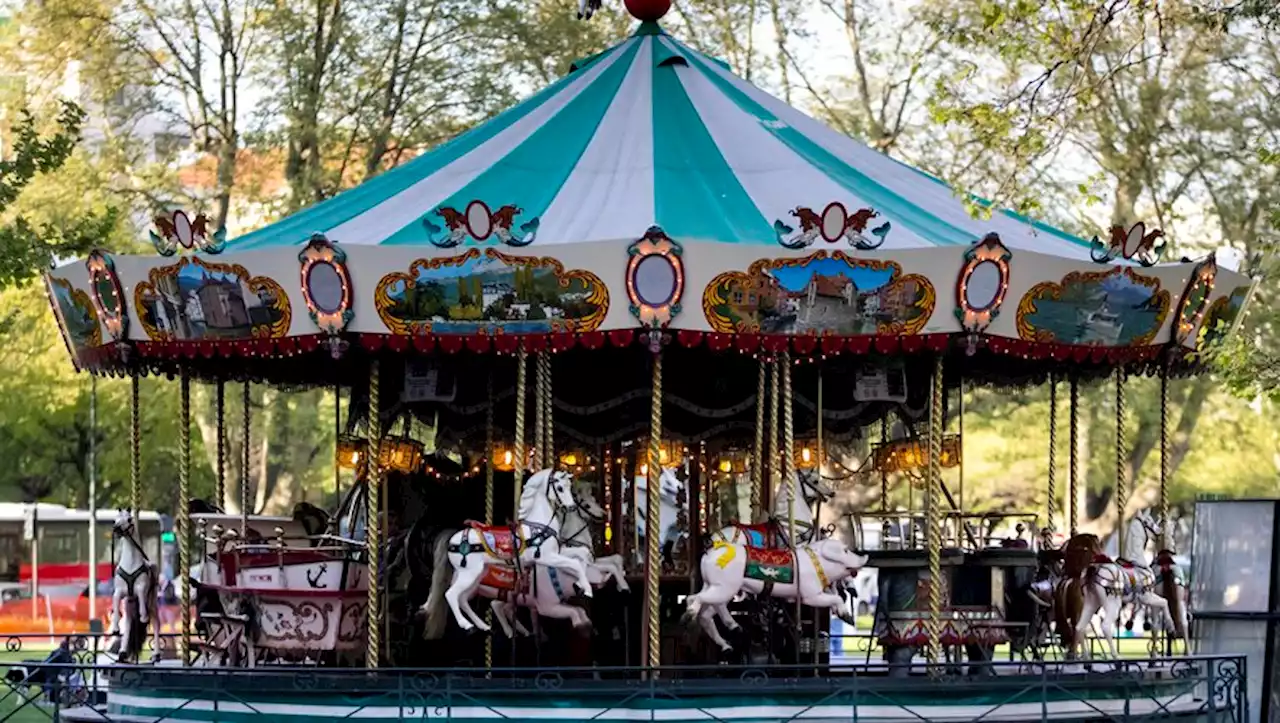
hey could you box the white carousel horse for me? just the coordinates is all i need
[633,466,685,548]
[685,537,868,652]
[422,469,592,637]
[1134,509,1191,651]
[488,479,629,637]
[106,510,162,662]
[1068,515,1175,660]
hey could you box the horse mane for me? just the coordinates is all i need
[519,469,549,518]
[1062,533,1101,578]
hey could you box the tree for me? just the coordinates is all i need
[0,103,116,288]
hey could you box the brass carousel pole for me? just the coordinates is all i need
[880,418,889,545]
[1068,375,1080,537]
[216,381,226,509]
[813,367,823,665]
[366,360,382,669]
[542,353,553,465]
[752,362,766,520]
[514,347,528,506]
[484,372,495,672]
[1114,368,1128,556]
[780,353,799,633]
[241,382,251,536]
[533,353,546,471]
[644,349,664,672]
[130,377,141,520]
[925,355,944,676]
[178,372,192,665]
[1047,375,1058,540]
[767,360,780,515]
[1158,366,1171,551]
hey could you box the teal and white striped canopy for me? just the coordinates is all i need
[227,23,1092,259]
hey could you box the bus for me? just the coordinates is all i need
[0,503,169,596]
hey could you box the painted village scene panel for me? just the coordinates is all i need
[1020,269,1167,346]
[138,259,289,340]
[1200,285,1251,348]
[708,255,933,335]
[379,251,606,334]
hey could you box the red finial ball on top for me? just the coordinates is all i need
[625,0,670,22]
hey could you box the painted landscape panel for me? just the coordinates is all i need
[376,250,607,335]
[704,253,934,335]
[49,277,101,353]
[1017,268,1169,346]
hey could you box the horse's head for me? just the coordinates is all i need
[1134,509,1161,544]
[799,469,834,504]
[814,537,868,579]
[112,510,136,538]
[548,470,578,512]
[571,480,606,522]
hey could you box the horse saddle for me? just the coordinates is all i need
[464,521,523,561]
[744,546,795,585]
[479,564,529,593]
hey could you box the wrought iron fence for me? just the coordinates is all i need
[0,632,1247,723]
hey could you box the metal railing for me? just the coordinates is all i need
[0,632,1246,723]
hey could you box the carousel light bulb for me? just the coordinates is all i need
[503,450,514,466]
[718,459,732,473]
[561,452,579,467]
[640,463,648,476]
[801,447,812,465]
[658,448,670,464]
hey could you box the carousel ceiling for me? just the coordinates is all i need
[41,21,1256,392]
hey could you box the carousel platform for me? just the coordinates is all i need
[41,656,1245,723]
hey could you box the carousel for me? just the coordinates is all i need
[37,0,1253,720]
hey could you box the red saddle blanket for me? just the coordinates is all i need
[466,521,520,560]
[744,546,794,584]
[479,564,529,593]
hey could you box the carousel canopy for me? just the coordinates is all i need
[226,24,1092,259]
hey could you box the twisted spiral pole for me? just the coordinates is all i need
[130,376,141,519]
[484,372,494,672]
[1047,375,1057,533]
[1159,366,1171,551]
[781,353,799,631]
[645,351,663,671]
[178,372,191,665]
[367,360,382,668]
[514,347,528,505]
[216,380,225,510]
[542,352,553,466]
[925,356,944,675]
[767,360,779,511]
[752,362,766,520]
[533,353,546,471]
[1115,367,1128,554]
[1068,376,1080,537]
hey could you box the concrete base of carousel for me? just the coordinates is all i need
[56,660,1242,723]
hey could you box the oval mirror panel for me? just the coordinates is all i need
[634,255,677,307]
[94,274,121,315]
[1123,224,1145,258]
[307,262,346,314]
[820,204,847,242]
[465,201,492,240]
[964,260,1003,311]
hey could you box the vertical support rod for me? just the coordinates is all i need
[879,418,889,546]
[334,384,341,512]
[781,354,798,630]
[513,347,528,509]
[767,360,780,515]
[1068,376,1080,538]
[957,378,965,516]
[925,355,944,675]
[645,352,664,672]
[1115,367,1128,555]
[366,360,382,668]
[484,372,495,672]
[241,382,250,536]
[216,380,225,510]
[1047,376,1058,536]
[88,375,97,626]
[532,353,545,471]
[542,353,553,467]
[752,362,766,520]
[130,377,141,519]
[179,372,191,665]
[1159,366,1171,551]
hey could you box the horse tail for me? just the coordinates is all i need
[1055,578,1084,650]
[422,531,455,640]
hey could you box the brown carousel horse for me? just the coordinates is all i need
[1052,533,1103,659]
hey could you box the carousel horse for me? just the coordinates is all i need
[1135,510,1191,651]
[422,469,592,638]
[487,479,627,637]
[106,511,162,663]
[292,502,330,542]
[685,536,868,652]
[633,466,685,549]
[1054,518,1174,660]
